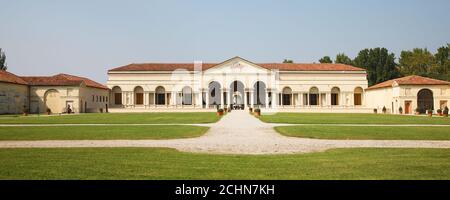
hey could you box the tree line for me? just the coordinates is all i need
[284,44,450,86]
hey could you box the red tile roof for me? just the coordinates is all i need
[0,70,28,85]
[366,75,450,90]
[21,74,108,90]
[109,63,365,72]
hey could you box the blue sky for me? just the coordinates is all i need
[1,0,449,83]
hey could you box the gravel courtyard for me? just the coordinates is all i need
[1,111,450,154]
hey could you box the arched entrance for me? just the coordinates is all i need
[112,86,122,106]
[331,87,340,106]
[208,81,221,108]
[354,87,363,106]
[417,89,433,114]
[182,86,193,105]
[134,86,144,105]
[282,87,292,106]
[309,87,319,106]
[230,80,245,110]
[253,81,266,108]
[44,89,61,114]
[155,86,166,105]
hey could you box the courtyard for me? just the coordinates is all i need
[0,111,449,179]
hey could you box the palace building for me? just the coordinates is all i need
[1,56,449,114]
[107,56,370,112]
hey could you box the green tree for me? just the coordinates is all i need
[353,48,400,86]
[319,56,332,63]
[334,53,353,65]
[398,48,435,77]
[0,48,7,71]
[282,59,294,63]
[433,44,450,81]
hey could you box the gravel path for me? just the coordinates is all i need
[1,110,450,154]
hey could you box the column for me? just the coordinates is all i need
[265,90,269,109]
[327,92,331,107]
[220,91,225,108]
[244,90,247,108]
[227,91,231,109]
[165,93,168,107]
[299,92,303,106]
[154,92,157,108]
[250,91,254,108]
[205,91,209,109]
[280,93,284,107]
[318,93,322,107]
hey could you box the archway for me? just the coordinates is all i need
[309,87,319,106]
[182,86,193,105]
[253,81,266,107]
[155,86,166,105]
[44,89,61,114]
[282,87,292,106]
[331,87,340,106]
[354,87,363,106]
[230,80,245,109]
[417,89,433,114]
[208,81,221,107]
[112,86,122,105]
[134,86,144,105]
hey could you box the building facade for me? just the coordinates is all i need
[0,71,109,114]
[365,75,450,114]
[107,57,370,112]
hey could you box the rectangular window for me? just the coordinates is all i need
[106,97,108,102]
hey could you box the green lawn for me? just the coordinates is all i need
[0,112,220,124]
[275,126,450,140]
[260,113,450,125]
[0,125,208,140]
[0,148,449,179]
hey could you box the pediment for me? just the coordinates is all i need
[204,57,270,74]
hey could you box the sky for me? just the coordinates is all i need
[1,0,449,83]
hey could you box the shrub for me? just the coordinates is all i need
[427,109,433,115]
[437,109,442,114]
[218,108,224,112]
[373,108,377,114]
[46,108,52,114]
[254,108,261,113]
[444,106,449,115]
[382,106,387,114]
[415,108,420,113]
[99,108,103,113]
[398,106,403,114]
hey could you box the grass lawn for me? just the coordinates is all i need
[275,126,450,140]
[0,148,449,180]
[259,113,450,125]
[0,112,220,124]
[0,125,208,140]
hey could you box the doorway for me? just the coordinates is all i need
[404,101,412,114]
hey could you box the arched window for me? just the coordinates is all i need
[282,87,292,106]
[155,86,166,105]
[309,87,319,106]
[354,87,363,106]
[331,87,340,106]
[112,86,122,105]
[182,86,193,105]
[417,89,433,113]
[134,86,144,105]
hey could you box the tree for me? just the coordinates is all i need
[353,48,400,86]
[433,44,450,81]
[282,59,294,63]
[398,48,435,78]
[334,53,353,65]
[0,48,6,71]
[319,56,332,63]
